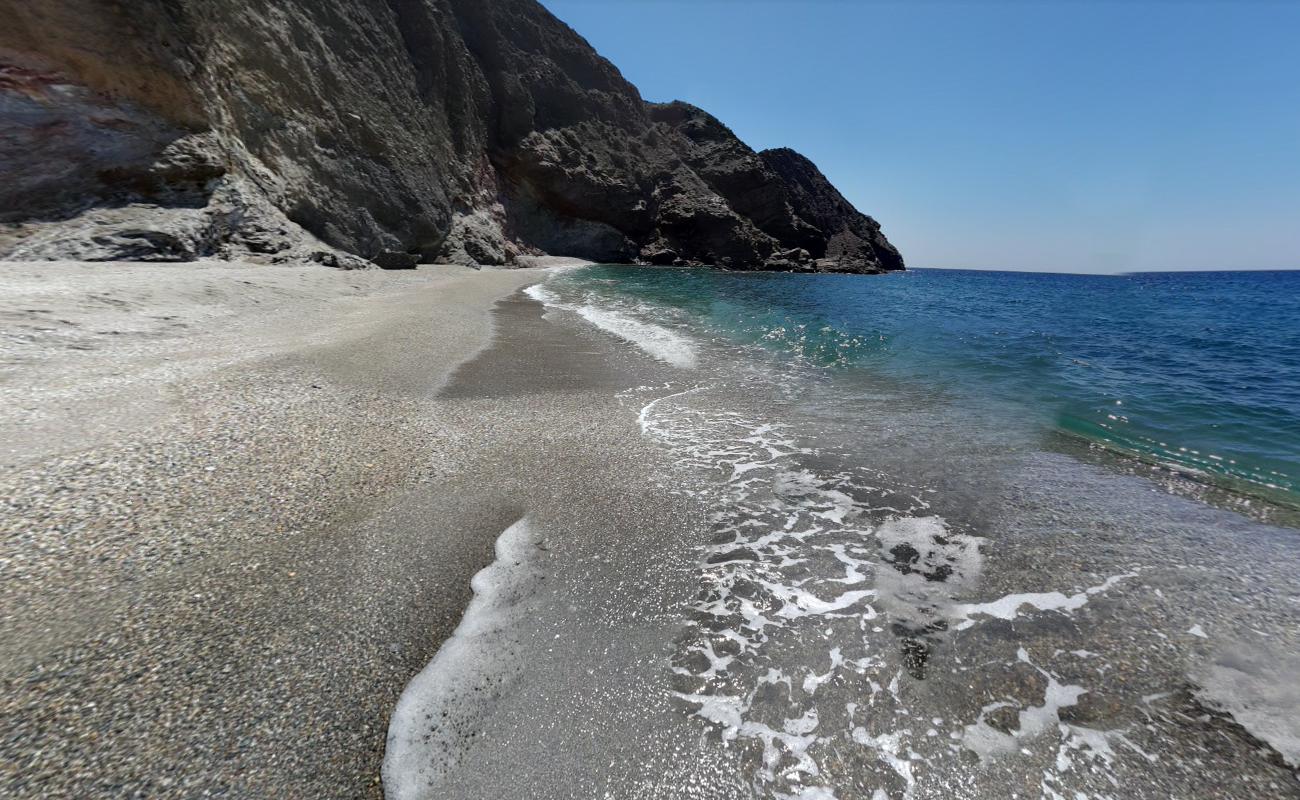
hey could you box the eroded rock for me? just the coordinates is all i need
[0,0,903,273]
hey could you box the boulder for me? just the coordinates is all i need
[647,248,680,266]
[371,251,420,270]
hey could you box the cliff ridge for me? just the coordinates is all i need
[0,0,903,273]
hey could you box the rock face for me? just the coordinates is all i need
[760,148,905,272]
[0,0,903,272]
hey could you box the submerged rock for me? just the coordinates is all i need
[0,0,903,273]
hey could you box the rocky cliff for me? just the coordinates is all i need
[0,0,903,273]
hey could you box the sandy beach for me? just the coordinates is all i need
[0,260,698,798]
[5,261,1299,800]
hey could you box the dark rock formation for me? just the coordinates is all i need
[760,147,904,272]
[0,0,903,273]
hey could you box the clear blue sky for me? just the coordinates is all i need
[539,1,1300,273]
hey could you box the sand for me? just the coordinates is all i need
[8,261,1300,800]
[0,259,693,798]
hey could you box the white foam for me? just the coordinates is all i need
[775,787,840,800]
[873,516,984,637]
[850,729,917,794]
[522,282,557,306]
[953,572,1136,630]
[523,281,698,368]
[638,386,705,436]
[642,388,954,796]
[1192,640,1300,767]
[960,649,1087,761]
[802,648,846,695]
[383,518,543,800]
[572,304,698,368]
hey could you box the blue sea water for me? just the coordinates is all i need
[408,265,1300,799]
[548,266,1300,512]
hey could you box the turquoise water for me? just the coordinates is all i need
[551,266,1300,510]
[428,265,1300,799]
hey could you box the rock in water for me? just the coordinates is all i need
[0,0,904,273]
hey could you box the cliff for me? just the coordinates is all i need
[0,0,903,273]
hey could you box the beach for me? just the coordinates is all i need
[0,261,701,797]
[3,261,1299,800]
[3,0,1295,795]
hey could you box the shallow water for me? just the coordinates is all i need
[550,266,1300,515]
[387,267,1300,799]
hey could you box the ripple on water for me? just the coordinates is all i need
[636,384,1274,800]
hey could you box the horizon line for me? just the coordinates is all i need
[911,265,1300,276]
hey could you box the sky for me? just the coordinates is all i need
[539,1,1300,273]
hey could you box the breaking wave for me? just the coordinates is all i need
[524,282,698,369]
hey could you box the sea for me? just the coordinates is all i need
[387,266,1300,799]
[543,266,1300,516]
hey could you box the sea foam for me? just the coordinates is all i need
[382,517,543,800]
[1192,640,1300,768]
[635,382,1182,798]
[524,281,698,368]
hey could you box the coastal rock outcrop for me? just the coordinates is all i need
[0,0,903,273]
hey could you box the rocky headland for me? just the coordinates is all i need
[0,0,903,273]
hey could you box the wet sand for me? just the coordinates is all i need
[0,261,693,798]
[8,261,1297,799]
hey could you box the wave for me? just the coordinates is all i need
[634,382,1162,798]
[1055,412,1299,518]
[560,265,1300,519]
[383,517,545,800]
[524,282,698,369]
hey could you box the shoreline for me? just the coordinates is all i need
[4,260,1298,798]
[516,264,1300,797]
[1,260,691,797]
